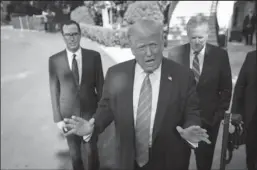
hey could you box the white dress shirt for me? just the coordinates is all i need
[189,45,206,74]
[133,63,161,147]
[66,47,82,85]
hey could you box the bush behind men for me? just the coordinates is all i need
[48,20,104,170]
[168,14,232,170]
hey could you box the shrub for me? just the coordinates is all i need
[70,6,95,25]
[80,23,130,48]
[123,1,164,25]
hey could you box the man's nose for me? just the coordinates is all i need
[195,38,200,44]
[145,46,152,57]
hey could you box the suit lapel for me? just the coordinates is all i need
[121,60,137,143]
[62,50,70,72]
[182,43,190,68]
[80,49,85,89]
[152,58,177,143]
[63,49,80,88]
[198,44,212,86]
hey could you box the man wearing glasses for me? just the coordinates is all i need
[48,20,104,170]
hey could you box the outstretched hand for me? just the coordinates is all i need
[176,125,211,144]
[63,116,95,137]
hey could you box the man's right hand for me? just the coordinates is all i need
[63,116,95,137]
[56,121,68,134]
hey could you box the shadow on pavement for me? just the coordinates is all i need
[55,132,72,170]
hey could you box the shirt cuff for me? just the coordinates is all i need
[83,125,94,142]
[56,121,65,130]
[83,133,93,142]
[187,140,198,148]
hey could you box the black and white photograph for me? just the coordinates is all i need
[1,1,256,170]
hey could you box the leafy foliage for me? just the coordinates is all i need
[123,1,164,25]
[70,5,95,25]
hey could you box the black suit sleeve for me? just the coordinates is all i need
[94,52,104,102]
[183,70,201,128]
[216,50,232,117]
[231,53,249,115]
[48,57,62,122]
[93,68,114,135]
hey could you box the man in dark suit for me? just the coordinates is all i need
[168,14,232,170]
[231,50,257,170]
[63,19,210,170]
[48,20,104,170]
[243,9,256,45]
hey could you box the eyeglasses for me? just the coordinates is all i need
[63,32,80,37]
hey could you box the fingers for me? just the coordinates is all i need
[64,129,76,137]
[64,118,78,125]
[89,118,95,125]
[63,123,75,130]
[188,126,207,134]
[176,126,184,135]
[201,136,211,144]
[71,116,85,122]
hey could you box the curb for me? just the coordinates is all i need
[99,45,134,64]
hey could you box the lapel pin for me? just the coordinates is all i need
[168,76,172,81]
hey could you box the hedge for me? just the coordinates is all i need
[79,1,164,48]
[123,1,164,26]
[80,23,130,48]
[70,6,95,25]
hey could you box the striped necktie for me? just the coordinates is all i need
[135,73,152,167]
[192,51,200,83]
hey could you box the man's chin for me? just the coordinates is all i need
[144,65,157,73]
[68,46,79,52]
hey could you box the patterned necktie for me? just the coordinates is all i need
[135,73,152,167]
[192,51,200,83]
[72,54,79,85]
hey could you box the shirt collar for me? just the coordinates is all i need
[190,45,206,57]
[66,47,81,59]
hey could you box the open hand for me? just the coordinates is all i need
[176,125,211,144]
[63,116,95,137]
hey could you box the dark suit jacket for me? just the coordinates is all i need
[243,14,256,34]
[168,43,232,126]
[92,58,201,170]
[49,48,104,123]
[231,50,257,127]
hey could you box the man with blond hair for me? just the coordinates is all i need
[63,19,210,170]
[168,14,232,170]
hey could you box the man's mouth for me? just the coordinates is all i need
[145,59,155,65]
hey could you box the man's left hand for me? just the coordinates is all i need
[176,125,211,144]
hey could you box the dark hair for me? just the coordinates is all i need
[61,20,81,34]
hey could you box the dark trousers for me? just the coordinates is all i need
[194,121,220,170]
[44,22,48,31]
[134,148,189,170]
[245,118,257,170]
[66,134,99,170]
[244,32,254,45]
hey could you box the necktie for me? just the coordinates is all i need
[135,73,152,167]
[72,54,79,85]
[192,51,200,83]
